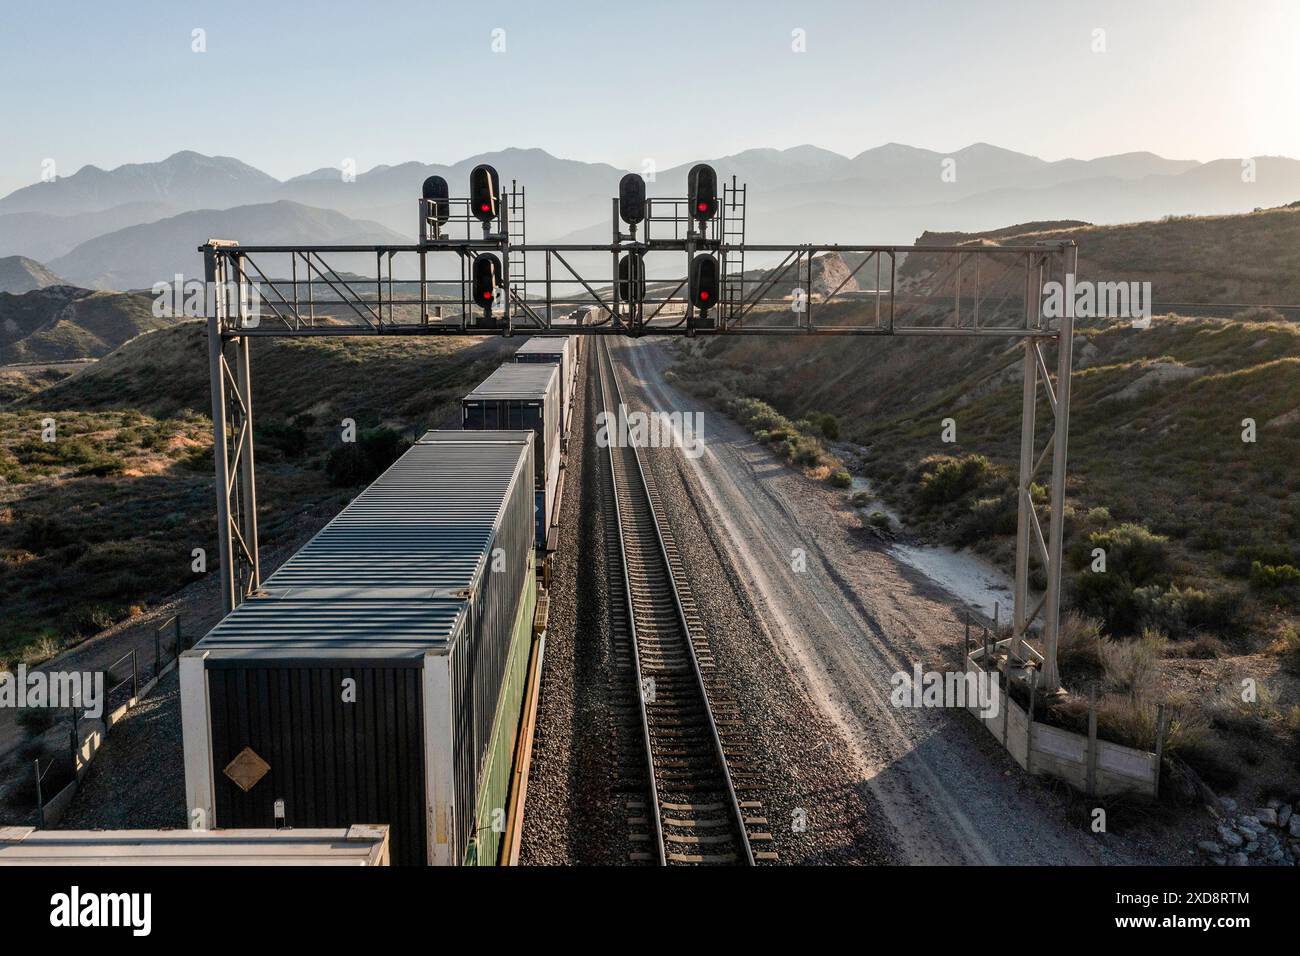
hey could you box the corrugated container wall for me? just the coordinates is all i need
[514,336,575,439]
[461,365,560,549]
[415,431,536,862]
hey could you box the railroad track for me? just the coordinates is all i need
[596,336,770,866]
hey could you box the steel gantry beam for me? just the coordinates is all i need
[200,181,1077,690]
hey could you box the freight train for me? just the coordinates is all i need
[182,334,583,865]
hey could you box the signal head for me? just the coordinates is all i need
[469,164,501,223]
[688,253,720,312]
[472,253,502,310]
[618,252,646,304]
[687,163,718,222]
[422,175,450,226]
[618,173,646,225]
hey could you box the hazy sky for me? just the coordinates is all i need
[1,0,1296,196]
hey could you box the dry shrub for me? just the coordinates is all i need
[1043,691,1092,735]
[1057,611,1105,676]
[1101,629,1167,698]
[20,634,59,666]
[1169,692,1245,791]
[1162,701,1211,758]
[1093,694,1206,756]
[1202,679,1280,739]
[1095,695,1162,751]
[1269,623,1300,661]
[1166,632,1225,659]
[1284,705,1300,736]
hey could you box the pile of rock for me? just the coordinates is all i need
[1197,797,1300,866]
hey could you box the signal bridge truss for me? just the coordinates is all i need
[201,171,1078,690]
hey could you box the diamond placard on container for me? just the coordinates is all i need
[223,746,270,792]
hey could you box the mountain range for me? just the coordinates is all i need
[1,145,1297,292]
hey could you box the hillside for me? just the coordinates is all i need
[0,256,66,294]
[0,286,167,364]
[905,205,1300,304]
[672,205,1300,569]
[0,322,517,666]
[26,319,516,421]
[667,204,1300,794]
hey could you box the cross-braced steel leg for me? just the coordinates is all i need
[1012,248,1075,692]
[205,246,260,614]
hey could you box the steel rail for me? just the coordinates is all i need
[597,337,754,866]
[597,339,665,865]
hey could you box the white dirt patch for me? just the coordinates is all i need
[1104,361,1206,402]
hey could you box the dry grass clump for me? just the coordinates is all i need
[1056,611,1105,676]
[1101,629,1167,699]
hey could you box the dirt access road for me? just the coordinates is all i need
[614,337,1178,865]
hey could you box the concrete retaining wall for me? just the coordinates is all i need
[964,648,1159,799]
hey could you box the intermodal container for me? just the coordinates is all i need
[181,435,537,866]
[461,364,560,549]
[514,336,576,440]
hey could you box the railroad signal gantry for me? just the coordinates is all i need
[200,163,1078,690]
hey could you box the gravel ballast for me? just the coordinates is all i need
[521,339,896,864]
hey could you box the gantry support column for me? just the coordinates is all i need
[1041,247,1078,691]
[204,242,260,615]
[1012,331,1039,644]
[231,253,261,594]
[205,246,236,613]
[1012,245,1076,692]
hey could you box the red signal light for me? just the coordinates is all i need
[472,252,501,311]
[470,164,500,223]
[689,253,719,311]
[688,164,718,221]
